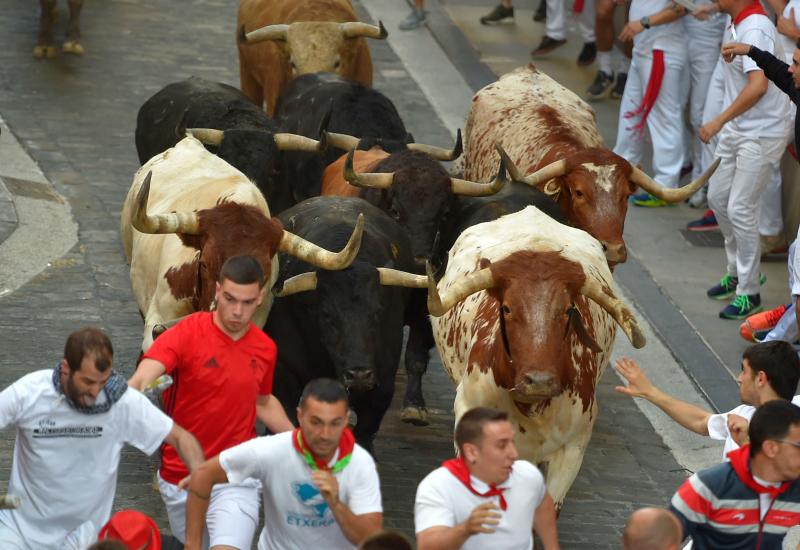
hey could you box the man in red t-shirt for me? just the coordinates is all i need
[129,255,293,549]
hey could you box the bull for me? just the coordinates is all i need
[120,136,363,352]
[265,196,427,452]
[237,0,386,115]
[34,0,84,58]
[427,205,646,509]
[135,77,323,206]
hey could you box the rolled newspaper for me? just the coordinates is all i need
[143,375,173,398]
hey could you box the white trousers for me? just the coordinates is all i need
[159,474,259,549]
[707,133,787,295]
[682,39,722,180]
[545,0,595,41]
[614,48,686,188]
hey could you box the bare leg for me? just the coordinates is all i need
[63,0,85,55]
[34,0,58,59]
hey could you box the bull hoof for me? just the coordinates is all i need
[62,41,84,55]
[400,406,430,426]
[33,45,57,59]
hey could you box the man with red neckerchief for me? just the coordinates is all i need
[183,378,383,550]
[414,407,560,550]
[670,400,800,549]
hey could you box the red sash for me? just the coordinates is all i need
[442,457,508,511]
[624,49,665,132]
[573,0,585,14]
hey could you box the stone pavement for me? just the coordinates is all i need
[0,0,724,547]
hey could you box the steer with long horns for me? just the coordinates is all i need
[428,205,645,509]
[120,136,363,352]
[461,64,718,266]
[237,0,387,115]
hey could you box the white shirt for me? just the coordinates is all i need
[220,430,382,550]
[683,0,727,47]
[0,370,173,550]
[779,0,800,63]
[707,395,800,458]
[414,460,546,550]
[720,13,790,138]
[629,0,686,54]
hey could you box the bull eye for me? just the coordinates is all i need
[501,304,511,316]
[575,189,584,198]
[333,58,341,69]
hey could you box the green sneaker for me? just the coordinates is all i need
[720,293,762,320]
[631,193,674,208]
[706,273,766,301]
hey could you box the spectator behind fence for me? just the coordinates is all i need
[0,327,203,550]
[670,400,800,549]
[414,407,559,550]
[623,507,682,550]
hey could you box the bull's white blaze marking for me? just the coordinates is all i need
[581,163,616,193]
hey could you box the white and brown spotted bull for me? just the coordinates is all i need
[427,206,646,509]
[34,0,84,58]
[237,0,386,115]
[120,136,364,352]
[462,64,718,265]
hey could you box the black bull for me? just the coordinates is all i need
[264,197,418,453]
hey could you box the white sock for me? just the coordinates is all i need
[597,51,613,75]
[617,56,631,74]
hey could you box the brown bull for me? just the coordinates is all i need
[237,0,386,115]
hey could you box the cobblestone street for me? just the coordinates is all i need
[0,1,691,546]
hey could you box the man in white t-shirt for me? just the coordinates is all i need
[183,378,382,550]
[615,340,800,459]
[0,327,204,550]
[703,0,791,320]
[414,407,559,550]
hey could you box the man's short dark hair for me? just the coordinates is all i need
[455,407,509,455]
[299,378,349,408]
[88,542,128,550]
[749,400,800,456]
[64,327,113,373]
[743,341,800,400]
[357,530,412,550]
[219,255,266,288]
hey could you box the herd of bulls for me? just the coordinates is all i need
[107,0,721,510]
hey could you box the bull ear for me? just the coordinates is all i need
[566,306,602,353]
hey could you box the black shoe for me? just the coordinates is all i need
[480,4,515,24]
[586,70,614,100]
[577,42,596,66]
[531,36,567,56]
[533,0,547,22]
[611,72,627,99]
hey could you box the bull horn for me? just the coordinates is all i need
[273,272,318,297]
[187,128,224,145]
[377,268,428,288]
[630,157,720,203]
[324,131,362,151]
[407,129,463,161]
[497,144,566,196]
[242,23,289,44]
[273,133,322,152]
[450,148,507,196]
[132,172,201,235]
[427,261,495,317]
[343,149,394,189]
[340,21,388,40]
[279,213,364,270]
[580,278,646,349]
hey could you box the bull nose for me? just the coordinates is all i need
[511,372,561,401]
[342,369,377,390]
[600,241,627,264]
[523,372,555,387]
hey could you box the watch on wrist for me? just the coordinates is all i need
[640,16,651,29]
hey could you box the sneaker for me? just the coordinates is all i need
[480,4,514,24]
[531,36,567,56]
[707,273,766,300]
[687,209,717,231]
[533,0,547,21]
[577,42,597,66]
[399,8,426,30]
[761,234,789,255]
[586,70,615,100]
[611,72,627,99]
[631,192,673,207]
[720,294,763,320]
[739,303,789,341]
[687,186,708,209]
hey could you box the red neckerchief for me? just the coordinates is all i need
[442,457,508,510]
[292,427,355,473]
[733,1,767,25]
[727,445,792,498]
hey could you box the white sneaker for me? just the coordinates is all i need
[399,9,426,30]
[687,185,707,209]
